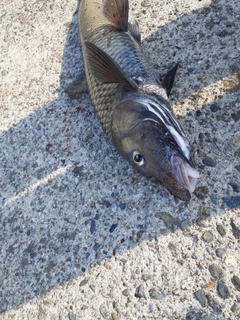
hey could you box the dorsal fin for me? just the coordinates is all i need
[162,64,179,97]
[102,0,129,31]
[128,21,141,45]
[84,40,138,90]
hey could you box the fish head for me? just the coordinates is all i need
[111,97,199,201]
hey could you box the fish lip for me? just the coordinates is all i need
[147,173,190,201]
[170,153,200,194]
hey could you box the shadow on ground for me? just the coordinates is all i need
[1,0,240,317]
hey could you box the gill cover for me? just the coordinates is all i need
[111,99,148,160]
[111,98,199,201]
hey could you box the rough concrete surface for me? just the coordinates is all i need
[1,0,240,319]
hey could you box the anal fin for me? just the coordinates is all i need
[102,0,129,31]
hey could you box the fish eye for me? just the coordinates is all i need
[132,151,145,166]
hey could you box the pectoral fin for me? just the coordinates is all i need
[84,40,138,90]
[102,0,129,31]
[65,74,88,95]
[162,64,179,97]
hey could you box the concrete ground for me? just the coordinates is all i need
[1,0,240,319]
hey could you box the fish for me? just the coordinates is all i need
[67,0,199,201]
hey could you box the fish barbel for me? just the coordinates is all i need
[68,0,199,201]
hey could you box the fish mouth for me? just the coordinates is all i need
[170,154,200,193]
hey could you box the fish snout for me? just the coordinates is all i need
[170,154,200,194]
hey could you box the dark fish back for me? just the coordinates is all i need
[79,5,157,137]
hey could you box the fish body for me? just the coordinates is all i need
[73,0,199,201]
[79,0,158,137]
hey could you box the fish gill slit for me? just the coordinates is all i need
[146,100,190,160]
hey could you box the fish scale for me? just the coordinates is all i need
[79,2,162,137]
[74,0,200,200]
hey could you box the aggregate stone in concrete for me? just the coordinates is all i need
[1,0,240,319]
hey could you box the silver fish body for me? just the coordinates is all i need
[79,0,161,136]
[75,0,199,201]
